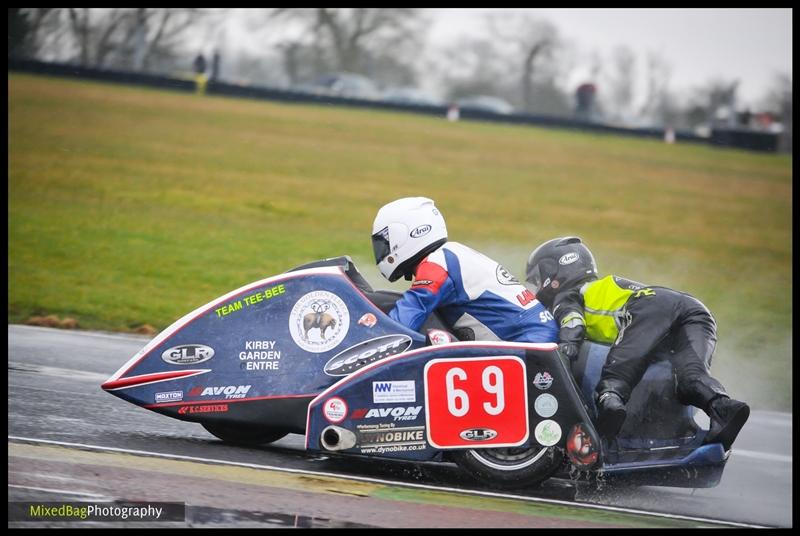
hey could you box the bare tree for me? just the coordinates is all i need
[639,52,672,118]
[485,13,561,112]
[632,51,684,128]
[94,9,132,67]
[435,36,512,101]
[760,73,792,151]
[604,45,637,124]
[67,8,91,66]
[25,8,218,73]
[8,8,65,59]
[267,8,428,83]
[684,78,739,128]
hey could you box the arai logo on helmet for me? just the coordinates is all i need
[161,344,215,365]
[410,224,432,238]
[559,252,580,265]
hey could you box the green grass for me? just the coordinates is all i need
[8,73,792,409]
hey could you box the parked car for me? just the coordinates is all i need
[294,72,381,100]
[381,86,443,107]
[455,95,515,115]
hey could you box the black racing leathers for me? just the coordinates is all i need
[551,276,728,411]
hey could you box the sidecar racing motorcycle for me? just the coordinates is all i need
[102,256,732,489]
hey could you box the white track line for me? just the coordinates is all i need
[732,449,792,464]
[9,384,95,397]
[8,483,109,499]
[7,435,770,529]
[8,362,111,383]
[9,324,153,343]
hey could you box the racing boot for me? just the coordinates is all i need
[703,396,750,451]
[595,391,627,439]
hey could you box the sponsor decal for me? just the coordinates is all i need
[177,404,228,415]
[614,276,645,291]
[372,380,416,403]
[352,405,423,422]
[155,391,183,403]
[534,419,562,446]
[188,385,252,399]
[411,279,434,287]
[516,289,536,307]
[566,423,599,468]
[496,264,520,285]
[324,334,412,376]
[322,397,348,423]
[424,356,529,449]
[534,393,558,418]
[161,344,215,365]
[426,329,452,346]
[215,283,286,318]
[358,425,426,447]
[358,313,377,328]
[533,371,554,390]
[410,224,432,238]
[459,428,498,442]
[289,291,350,353]
[239,340,281,372]
[559,252,580,266]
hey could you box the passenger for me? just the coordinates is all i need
[371,197,558,343]
[524,236,750,450]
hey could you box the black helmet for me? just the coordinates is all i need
[525,237,598,309]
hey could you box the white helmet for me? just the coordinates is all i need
[371,197,448,282]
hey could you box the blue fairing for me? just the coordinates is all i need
[103,265,428,429]
[104,257,728,488]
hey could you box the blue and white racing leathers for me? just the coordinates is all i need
[388,241,558,343]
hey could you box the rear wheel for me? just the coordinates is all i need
[201,422,289,445]
[451,445,564,489]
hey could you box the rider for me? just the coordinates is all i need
[371,197,558,343]
[524,236,750,450]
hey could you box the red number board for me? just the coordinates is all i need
[424,356,529,448]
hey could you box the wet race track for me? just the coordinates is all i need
[8,325,792,528]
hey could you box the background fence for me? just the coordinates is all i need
[9,58,781,153]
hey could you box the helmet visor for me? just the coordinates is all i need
[371,227,391,264]
[526,264,543,294]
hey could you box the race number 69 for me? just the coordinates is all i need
[424,356,529,448]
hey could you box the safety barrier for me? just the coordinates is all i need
[9,58,781,153]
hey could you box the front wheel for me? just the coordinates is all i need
[201,422,289,445]
[451,445,564,489]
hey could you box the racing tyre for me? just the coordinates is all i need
[201,422,289,445]
[451,446,564,489]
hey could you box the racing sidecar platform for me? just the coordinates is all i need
[103,255,730,489]
[304,337,729,489]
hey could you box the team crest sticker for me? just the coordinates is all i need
[495,264,520,286]
[289,291,350,353]
[534,393,558,418]
[533,371,554,390]
[534,419,562,446]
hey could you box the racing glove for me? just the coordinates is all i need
[559,341,581,361]
[558,312,585,362]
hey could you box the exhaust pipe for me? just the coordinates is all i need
[320,426,357,451]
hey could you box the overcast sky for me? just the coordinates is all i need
[425,8,792,108]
